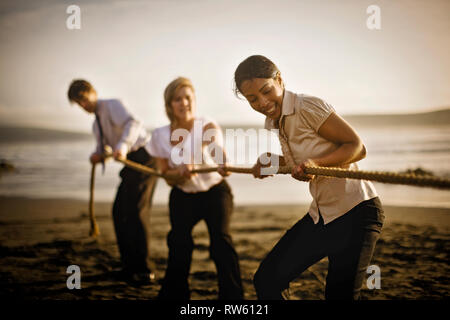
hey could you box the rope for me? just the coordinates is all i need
[111,155,450,190]
[117,157,165,177]
[89,163,100,238]
[278,166,450,190]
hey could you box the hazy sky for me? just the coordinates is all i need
[0,0,449,132]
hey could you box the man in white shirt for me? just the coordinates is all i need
[68,79,157,284]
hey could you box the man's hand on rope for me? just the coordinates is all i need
[292,159,316,182]
[113,149,126,160]
[89,153,103,164]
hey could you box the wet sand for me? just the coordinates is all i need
[0,196,448,300]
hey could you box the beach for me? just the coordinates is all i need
[1,0,450,307]
[0,196,448,300]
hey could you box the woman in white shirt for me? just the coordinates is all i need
[233,55,384,300]
[146,77,243,300]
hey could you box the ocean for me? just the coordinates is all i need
[0,124,449,208]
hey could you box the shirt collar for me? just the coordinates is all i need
[281,90,295,116]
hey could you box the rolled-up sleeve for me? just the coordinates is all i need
[109,99,142,155]
[203,119,224,147]
[145,128,165,158]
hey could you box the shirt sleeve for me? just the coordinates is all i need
[299,96,335,132]
[145,128,166,158]
[202,117,224,147]
[108,99,143,155]
[92,121,102,155]
[200,116,228,166]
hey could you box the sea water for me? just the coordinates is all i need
[0,125,449,208]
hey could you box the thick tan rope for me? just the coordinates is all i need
[277,166,450,190]
[112,156,450,190]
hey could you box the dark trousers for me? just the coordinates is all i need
[158,180,243,300]
[112,147,158,275]
[254,197,384,300]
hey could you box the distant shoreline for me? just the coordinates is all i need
[0,108,449,141]
[0,126,91,143]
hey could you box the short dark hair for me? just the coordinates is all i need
[67,79,94,102]
[233,55,281,97]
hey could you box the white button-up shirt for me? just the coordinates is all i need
[265,90,378,225]
[93,99,149,155]
[146,116,224,193]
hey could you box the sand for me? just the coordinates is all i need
[0,196,448,300]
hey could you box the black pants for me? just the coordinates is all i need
[112,147,158,275]
[254,197,384,300]
[158,180,243,300]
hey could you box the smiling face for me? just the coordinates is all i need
[239,76,284,121]
[170,86,196,123]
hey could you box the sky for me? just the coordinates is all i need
[0,0,449,132]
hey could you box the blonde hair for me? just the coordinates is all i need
[164,77,195,125]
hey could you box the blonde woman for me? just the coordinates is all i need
[146,77,243,300]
